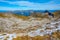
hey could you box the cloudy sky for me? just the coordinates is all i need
[0,0,60,10]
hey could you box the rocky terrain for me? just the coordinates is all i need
[0,12,60,40]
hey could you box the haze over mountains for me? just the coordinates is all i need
[0,10,57,16]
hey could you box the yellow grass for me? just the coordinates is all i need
[12,32,60,40]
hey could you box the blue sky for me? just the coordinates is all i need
[0,0,60,10]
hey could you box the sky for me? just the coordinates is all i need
[0,0,60,10]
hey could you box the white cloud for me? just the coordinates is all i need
[0,6,19,10]
[0,0,60,10]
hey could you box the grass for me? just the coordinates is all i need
[0,13,30,20]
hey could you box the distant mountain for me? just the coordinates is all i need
[0,10,57,16]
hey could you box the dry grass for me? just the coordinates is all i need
[0,13,29,20]
[12,31,60,40]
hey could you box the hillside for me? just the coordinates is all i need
[0,11,60,40]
